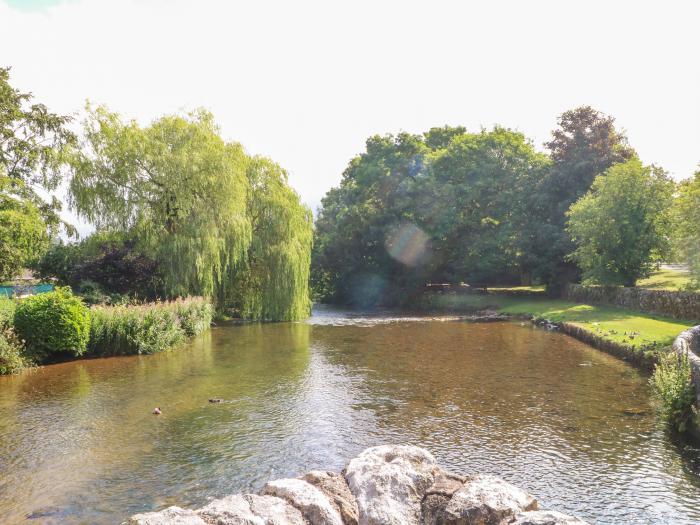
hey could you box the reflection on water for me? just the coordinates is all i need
[0,311,699,524]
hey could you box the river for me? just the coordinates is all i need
[0,308,699,524]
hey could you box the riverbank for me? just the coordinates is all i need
[126,445,589,525]
[419,293,695,366]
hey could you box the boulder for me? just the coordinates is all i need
[440,474,538,524]
[125,506,207,525]
[421,470,467,525]
[302,470,359,525]
[344,444,439,525]
[511,510,590,525]
[197,494,305,524]
[262,477,343,525]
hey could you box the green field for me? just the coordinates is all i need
[637,267,693,291]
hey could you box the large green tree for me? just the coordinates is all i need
[0,66,76,236]
[518,106,635,292]
[671,167,700,285]
[70,106,251,299]
[69,106,311,320]
[567,159,674,287]
[312,126,548,305]
[0,192,48,281]
[221,157,312,320]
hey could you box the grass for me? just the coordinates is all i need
[421,293,693,355]
[637,267,693,291]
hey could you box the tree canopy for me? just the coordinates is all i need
[671,168,700,286]
[567,159,674,287]
[312,126,548,305]
[69,106,311,320]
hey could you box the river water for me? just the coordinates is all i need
[1,308,699,524]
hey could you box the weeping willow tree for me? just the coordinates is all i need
[69,106,312,320]
[219,157,313,320]
[70,106,251,298]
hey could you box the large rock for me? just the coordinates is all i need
[197,493,305,524]
[122,446,589,525]
[302,470,359,525]
[262,477,344,525]
[440,474,538,524]
[511,510,590,525]
[344,444,439,525]
[421,470,467,525]
[126,506,207,525]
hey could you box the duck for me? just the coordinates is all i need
[152,407,162,415]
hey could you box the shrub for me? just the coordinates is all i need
[88,297,211,356]
[650,352,697,432]
[0,328,27,375]
[14,287,91,360]
[0,295,14,329]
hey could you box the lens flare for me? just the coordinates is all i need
[384,223,431,267]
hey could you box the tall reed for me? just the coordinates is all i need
[88,297,213,356]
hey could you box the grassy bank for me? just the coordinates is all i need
[421,293,693,360]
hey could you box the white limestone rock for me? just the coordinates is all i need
[126,506,207,525]
[441,474,538,524]
[197,493,305,524]
[344,444,439,525]
[262,477,343,525]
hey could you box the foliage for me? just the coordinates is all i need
[13,287,90,359]
[0,295,14,329]
[70,106,251,299]
[0,193,49,281]
[650,352,697,432]
[517,106,635,293]
[0,66,76,236]
[88,297,211,355]
[0,327,26,375]
[36,232,164,301]
[175,297,214,337]
[68,106,311,320]
[567,159,674,287]
[312,127,548,305]
[671,169,700,286]
[221,157,312,320]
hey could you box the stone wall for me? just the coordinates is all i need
[673,326,700,434]
[563,284,700,321]
[124,445,589,525]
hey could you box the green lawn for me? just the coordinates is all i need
[637,267,693,291]
[423,293,693,355]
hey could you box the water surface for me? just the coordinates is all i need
[1,309,699,524]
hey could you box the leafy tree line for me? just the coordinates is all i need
[1,67,311,321]
[313,107,687,306]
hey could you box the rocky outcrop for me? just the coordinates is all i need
[123,445,589,525]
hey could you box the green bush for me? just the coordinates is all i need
[0,295,14,329]
[650,352,697,432]
[14,287,91,360]
[0,328,27,375]
[88,297,211,356]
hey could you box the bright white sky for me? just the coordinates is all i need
[1,0,698,235]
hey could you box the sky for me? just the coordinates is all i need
[1,0,698,235]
